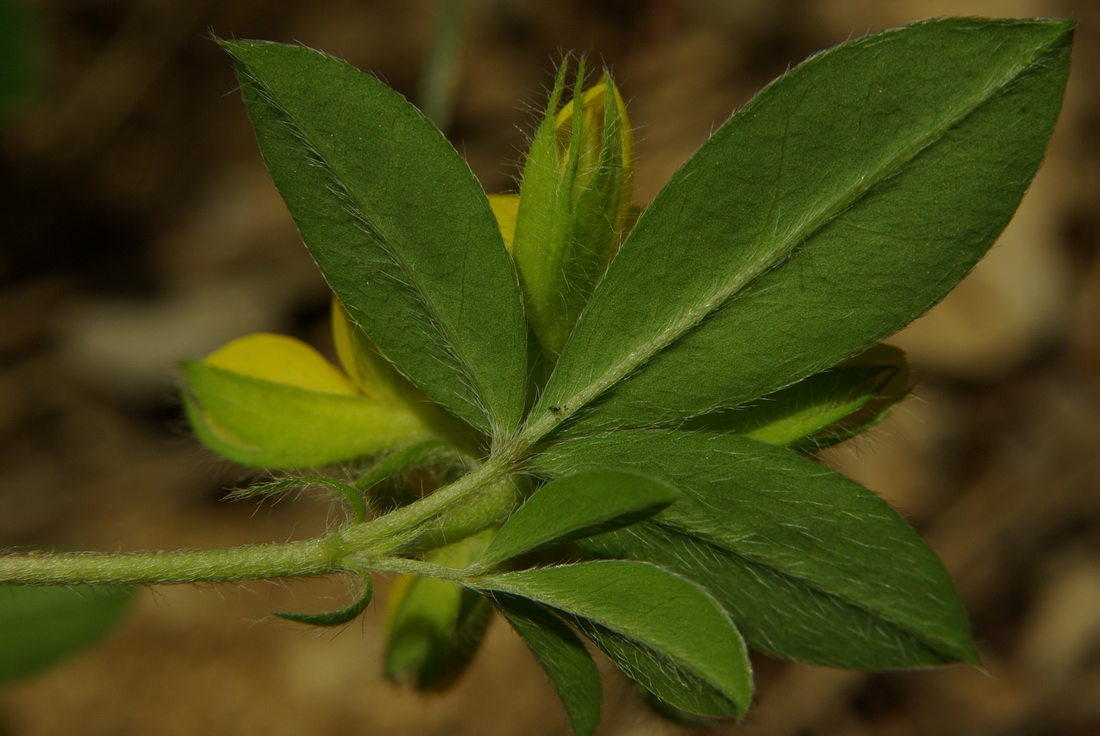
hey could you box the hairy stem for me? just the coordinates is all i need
[342,452,518,555]
[0,448,525,587]
[0,537,348,586]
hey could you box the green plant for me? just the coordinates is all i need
[0,17,1073,733]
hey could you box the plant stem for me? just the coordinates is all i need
[0,449,523,587]
[0,536,348,586]
[341,453,516,555]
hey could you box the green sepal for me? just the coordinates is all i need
[512,61,574,358]
[512,60,631,358]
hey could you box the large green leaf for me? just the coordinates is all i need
[222,40,527,437]
[479,469,680,568]
[535,19,1072,437]
[475,560,752,717]
[0,585,136,681]
[532,430,977,669]
[496,595,602,736]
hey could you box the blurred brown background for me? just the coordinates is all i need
[1,0,1098,734]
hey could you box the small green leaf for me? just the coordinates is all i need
[222,40,527,437]
[532,430,978,669]
[479,470,680,567]
[275,576,372,626]
[0,585,136,681]
[496,595,602,736]
[182,360,433,469]
[474,560,753,717]
[537,18,1073,437]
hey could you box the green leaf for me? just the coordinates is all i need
[182,360,433,469]
[474,560,753,717]
[570,616,741,719]
[531,430,978,669]
[479,469,680,568]
[685,343,909,451]
[0,585,136,681]
[221,40,527,437]
[536,18,1073,437]
[496,595,602,736]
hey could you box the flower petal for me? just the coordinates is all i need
[488,194,519,253]
[205,332,359,396]
[183,359,433,469]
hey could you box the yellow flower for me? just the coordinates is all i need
[182,302,434,469]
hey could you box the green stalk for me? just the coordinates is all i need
[341,452,518,556]
[0,537,346,586]
[0,448,524,587]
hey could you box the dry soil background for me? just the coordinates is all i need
[1,1,1099,734]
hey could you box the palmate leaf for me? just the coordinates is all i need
[532,430,978,669]
[222,41,527,438]
[534,19,1072,437]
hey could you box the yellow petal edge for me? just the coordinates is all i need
[205,333,360,397]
